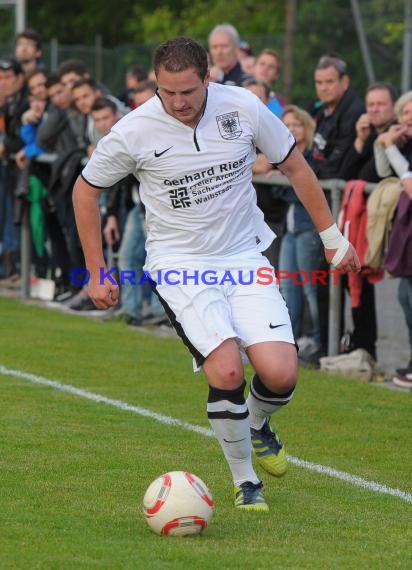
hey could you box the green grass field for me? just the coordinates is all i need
[1,296,411,569]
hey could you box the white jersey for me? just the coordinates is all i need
[82,82,295,266]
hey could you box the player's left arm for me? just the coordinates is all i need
[278,146,361,273]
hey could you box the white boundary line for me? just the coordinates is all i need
[1,364,411,505]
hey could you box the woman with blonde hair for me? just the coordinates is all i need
[277,104,324,365]
[374,90,412,177]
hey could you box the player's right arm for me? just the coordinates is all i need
[72,175,119,309]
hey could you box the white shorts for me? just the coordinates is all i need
[147,252,295,370]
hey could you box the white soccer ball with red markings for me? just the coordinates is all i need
[143,471,214,536]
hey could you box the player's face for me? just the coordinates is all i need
[156,66,209,128]
[314,66,348,107]
[366,89,395,129]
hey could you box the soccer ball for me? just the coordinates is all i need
[143,471,214,536]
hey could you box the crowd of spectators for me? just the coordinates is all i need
[0,26,411,386]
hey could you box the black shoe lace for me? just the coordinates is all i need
[261,421,282,453]
[240,481,263,503]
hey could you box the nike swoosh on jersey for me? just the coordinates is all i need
[269,323,285,329]
[154,146,173,157]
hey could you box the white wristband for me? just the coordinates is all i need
[401,171,412,181]
[319,223,350,266]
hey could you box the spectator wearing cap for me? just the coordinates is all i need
[208,23,253,86]
[0,57,29,282]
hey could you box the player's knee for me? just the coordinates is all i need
[204,340,244,389]
[205,360,244,389]
[261,365,297,394]
[214,365,244,390]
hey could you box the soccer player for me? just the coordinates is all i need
[72,37,360,511]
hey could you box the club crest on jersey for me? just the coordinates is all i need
[216,112,242,139]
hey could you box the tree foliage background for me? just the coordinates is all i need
[0,0,407,105]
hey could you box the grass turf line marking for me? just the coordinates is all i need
[1,363,411,505]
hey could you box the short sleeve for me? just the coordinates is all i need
[82,129,136,188]
[254,102,296,165]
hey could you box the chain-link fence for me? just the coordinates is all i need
[0,39,153,95]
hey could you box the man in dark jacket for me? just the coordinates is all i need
[339,83,398,360]
[340,83,398,182]
[208,24,252,86]
[311,55,364,179]
[308,55,364,362]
